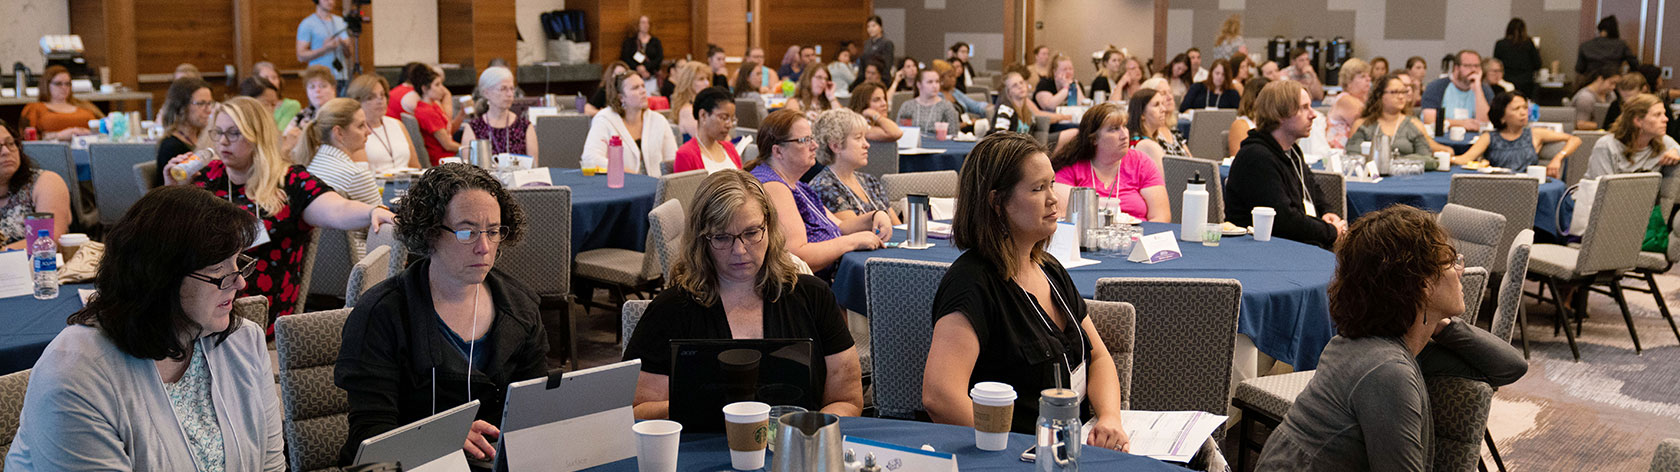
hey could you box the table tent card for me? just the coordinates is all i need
[1127,231,1182,264]
[842,436,959,472]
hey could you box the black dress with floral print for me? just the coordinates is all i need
[192,160,331,330]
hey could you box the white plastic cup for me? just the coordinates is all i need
[1252,207,1277,242]
[1526,165,1547,181]
[969,382,1018,451]
[1449,126,1466,141]
[1434,151,1451,170]
[632,420,682,472]
[722,401,770,470]
[934,122,949,141]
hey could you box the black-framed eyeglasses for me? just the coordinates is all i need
[206,127,244,143]
[776,135,815,146]
[704,225,767,251]
[187,255,257,290]
[190,100,217,107]
[439,225,510,244]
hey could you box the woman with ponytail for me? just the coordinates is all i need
[295,98,380,206]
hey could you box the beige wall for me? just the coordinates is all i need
[3,0,73,75]
[875,0,1009,72]
[1034,0,1157,79]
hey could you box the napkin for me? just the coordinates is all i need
[58,241,105,284]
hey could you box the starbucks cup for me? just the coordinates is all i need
[1251,207,1277,242]
[970,382,1017,451]
[722,401,770,470]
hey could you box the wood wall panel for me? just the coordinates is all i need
[133,0,235,75]
[574,0,695,68]
[249,1,322,70]
[437,0,474,66]
[469,0,518,70]
[642,0,694,63]
[760,0,870,67]
[707,0,749,57]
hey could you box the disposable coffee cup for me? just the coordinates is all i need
[722,401,770,470]
[934,122,949,141]
[58,233,89,260]
[969,382,1017,451]
[1251,207,1277,242]
[1433,151,1451,171]
[1526,165,1547,181]
[1449,126,1466,141]
[632,420,682,472]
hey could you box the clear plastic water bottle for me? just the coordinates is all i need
[31,229,58,300]
[1036,388,1081,472]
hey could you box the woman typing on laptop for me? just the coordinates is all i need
[622,169,865,419]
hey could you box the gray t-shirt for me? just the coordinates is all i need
[1585,134,1680,180]
[1573,88,1604,124]
[895,98,961,133]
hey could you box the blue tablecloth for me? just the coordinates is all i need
[832,222,1338,369]
[901,140,975,173]
[1434,135,1476,154]
[1343,167,1568,236]
[586,416,1189,471]
[0,283,95,375]
[385,169,657,253]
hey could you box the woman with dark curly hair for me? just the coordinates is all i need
[1257,205,1526,471]
[334,163,548,466]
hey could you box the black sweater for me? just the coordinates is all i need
[334,257,550,466]
[1224,129,1338,248]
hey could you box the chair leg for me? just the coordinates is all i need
[1516,305,1530,359]
[1485,428,1508,472]
[1547,280,1582,361]
[1235,408,1251,472]
[1645,272,1680,343]
[1608,280,1642,354]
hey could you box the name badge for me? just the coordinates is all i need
[248,220,271,249]
[633,51,647,63]
[1128,231,1182,264]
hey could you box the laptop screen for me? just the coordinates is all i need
[668,338,817,432]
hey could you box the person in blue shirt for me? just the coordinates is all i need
[296,0,349,86]
[1420,50,1496,131]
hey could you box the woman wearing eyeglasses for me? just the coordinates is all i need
[19,65,106,142]
[0,119,71,250]
[155,77,217,181]
[162,97,395,328]
[334,163,548,466]
[461,67,538,159]
[748,109,890,276]
[6,186,285,471]
[623,169,863,420]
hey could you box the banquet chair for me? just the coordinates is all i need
[620,299,651,355]
[534,115,590,169]
[1527,172,1660,360]
[1031,116,1051,147]
[734,99,766,129]
[1619,173,1680,348]
[1561,131,1607,187]
[1187,109,1237,161]
[274,308,353,472]
[882,171,959,216]
[344,244,393,308]
[22,141,98,228]
[400,113,430,168]
[88,142,159,225]
[889,91,913,119]
[1094,278,1240,421]
[0,368,29,468]
[1162,156,1224,225]
[1427,375,1496,472]
[862,142,900,177]
[655,169,707,208]
[1438,203,1506,274]
[732,127,757,141]
[647,200,686,282]
[307,229,359,308]
[133,161,159,194]
[659,160,673,175]
[1309,171,1347,218]
[1536,106,1574,133]
[1086,300,1136,409]
[1493,230,1536,357]
[1231,369,1316,471]
[501,187,577,362]
[1459,267,1490,326]
[1449,174,1538,274]
[1590,102,1610,125]
[232,296,268,330]
[291,229,323,319]
[1654,439,1680,472]
[865,258,951,419]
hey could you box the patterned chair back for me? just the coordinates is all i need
[1426,376,1494,472]
[1491,230,1534,342]
[735,99,767,129]
[1085,299,1136,410]
[1309,170,1347,218]
[533,115,591,169]
[292,229,322,319]
[307,229,358,305]
[345,244,394,308]
[1458,267,1489,326]
[861,142,900,177]
[647,200,687,282]
[1449,174,1538,273]
[1162,156,1224,225]
[1562,131,1606,187]
[1437,203,1506,274]
[0,369,31,468]
[655,169,708,208]
[24,140,98,226]
[232,296,269,330]
[865,258,951,419]
[400,113,430,168]
[502,187,572,300]
[88,142,160,225]
[621,299,652,355]
[881,170,959,203]
[133,161,160,194]
[1576,173,1660,275]
[275,308,354,472]
[1094,277,1240,417]
[1187,109,1237,160]
[1653,438,1680,472]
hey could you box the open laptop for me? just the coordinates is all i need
[353,399,480,472]
[668,338,817,432]
[497,359,641,471]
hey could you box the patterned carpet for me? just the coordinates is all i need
[1489,275,1680,471]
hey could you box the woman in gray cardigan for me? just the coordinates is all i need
[5,185,287,471]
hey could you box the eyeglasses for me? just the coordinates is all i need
[190,100,217,107]
[777,135,815,146]
[1449,253,1465,272]
[49,81,70,87]
[0,138,16,150]
[705,225,767,250]
[439,225,510,244]
[206,127,245,143]
[186,255,257,290]
[1384,88,1410,94]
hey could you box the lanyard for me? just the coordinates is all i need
[1017,268,1087,384]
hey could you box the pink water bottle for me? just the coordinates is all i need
[607,135,625,189]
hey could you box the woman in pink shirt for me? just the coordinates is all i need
[1048,102,1170,222]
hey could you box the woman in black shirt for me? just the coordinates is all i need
[922,132,1131,451]
[154,77,214,181]
[1181,59,1241,111]
[623,169,863,419]
[1493,18,1542,97]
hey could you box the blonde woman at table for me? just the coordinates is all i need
[1584,94,1679,180]
[581,72,678,176]
[1228,77,1271,157]
[19,65,105,141]
[1127,87,1190,169]
[988,70,1037,136]
[810,109,902,225]
[673,87,743,174]
[786,61,845,118]
[1452,91,1580,174]
[671,61,715,139]
[162,97,395,325]
[749,110,889,274]
[624,170,864,419]
[1346,74,1441,168]
[1326,58,1371,150]
[1049,103,1170,222]
[294,98,380,207]
[0,119,71,250]
[846,82,904,142]
[461,67,537,159]
[921,132,1131,450]
[5,186,284,471]
[345,74,421,172]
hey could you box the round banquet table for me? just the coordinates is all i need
[831,222,1338,370]
[384,168,657,253]
[1343,166,1569,236]
[584,416,1190,471]
[900,139,975,173]
[0,283,96,376]
[1435,134,1476,154]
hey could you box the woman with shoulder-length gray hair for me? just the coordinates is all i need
[462,66,538,159]
[808,109,903,225]
[333,163,548,466]
[623,169,864,420]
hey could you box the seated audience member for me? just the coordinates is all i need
[624,169,863,419]
[705,45,731,89]
[296,65,338,124]
[587,61,633,117]
[1348,74,1439,168]
[846,82,905,142]
[785,62,844,117]
[1484,57,1515,93]
[734,60,766,100]
[1369,57,1391,82]
[1089,49,1126,100]
[335,163,547,466]
[1280,48,1326,101]
[1326,58,1372,149]
[1128,88,1191,167]
[162,97,395,324]
[461,67,537,158]
[1421,50,1498,130]
[346,74,421,171]
[747,47,784,94]
[1453,91,1581,174]
[240,76,283,112]
[921,132,1132,450]
[810,109,902,225]
[674,87,743,173]
[780,45,812,83]
[4,186,284,471]
[990,70,1038,135]
[1049,103,1169,222]
[294,98,380,208]
[949,42,976,91]
[849,61,887,95]
[1035,54,1084,112]
[1256,204,1527,470]
[1227,77,1271,157]
[890,57,921,98]
[1260,60,1282,81]
[1228,52,1255,95]
[1584,94,1678,180]
[1180,59,1240,111]
[1225,80,1345,248]
[1161,54,1193,103]
[1570,67,1618,131]
[383,62,427,119]
[1403,56,1429,106]
[1026,46,1053,86]
[932,60,987,116]
[1600,71,1650,132]
[672,61,715,139]
[583,72,679,176]
[0,119,70,249]
[829,49,859,93]
[252,62,305,129]
[896,69,962,131]
[749,110,889,273]
[19,65,105,141]
[407,66,463,163]
[155,77,216,180]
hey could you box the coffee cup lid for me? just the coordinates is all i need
[971,382,1018,401]
[59,233,89,245]
[1252,207,1276,215]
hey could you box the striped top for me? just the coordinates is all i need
[305,144,381,206]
